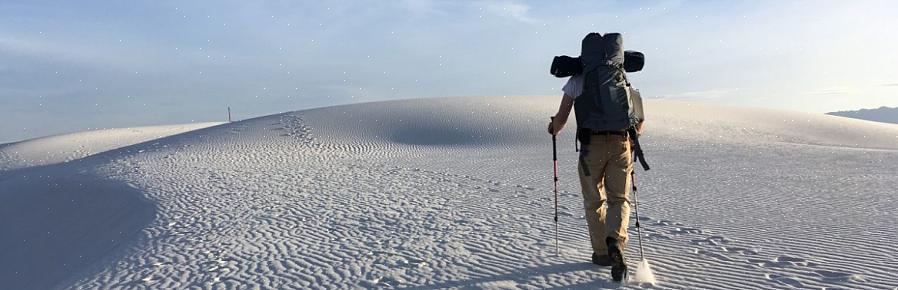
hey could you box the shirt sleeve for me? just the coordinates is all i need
[562,74,583,99]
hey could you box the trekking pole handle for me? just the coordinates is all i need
[550,116,557,160]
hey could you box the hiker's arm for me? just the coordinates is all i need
[548,94,575,134]
[636,121,645,134]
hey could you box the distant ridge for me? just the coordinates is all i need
[828,106,898,124]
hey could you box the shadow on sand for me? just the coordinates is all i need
[401,262,632,289]
[0,164,156,289]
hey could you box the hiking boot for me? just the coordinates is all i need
[592,252,613,266]
[606,237,628,282]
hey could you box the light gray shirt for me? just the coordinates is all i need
[562,74,584,99]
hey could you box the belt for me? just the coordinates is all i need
[586,129,627,136]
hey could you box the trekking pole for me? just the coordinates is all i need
[551,116,559,256]
[631,170,646,261]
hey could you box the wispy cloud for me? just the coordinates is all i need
[882,83,898,87]
[805,87,850,96]
[400,0,440,17]
[659,88,740,100]
[482,1,536,23]
[0,37,169,73]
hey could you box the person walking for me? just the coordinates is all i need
[547,32,644,282]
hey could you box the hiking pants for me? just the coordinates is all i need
[578,134,632,254]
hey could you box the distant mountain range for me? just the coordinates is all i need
[827,106,898,124]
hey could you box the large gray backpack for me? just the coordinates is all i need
[573,32,643,131]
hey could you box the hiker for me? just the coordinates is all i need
[547,32,645,282]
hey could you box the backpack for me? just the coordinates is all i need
[571,33,649,170]
[573,32,641,131]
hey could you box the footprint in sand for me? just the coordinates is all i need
[695,249,735,262]
[669,227,703,235]
[766,273,806,288]
[814,269,863,283]
[690,235,729,246]
[749,254,816,270]
[720,246,759,256]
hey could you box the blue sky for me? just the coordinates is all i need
[2,0,897,143]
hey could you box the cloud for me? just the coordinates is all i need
[805,87,850,96]
[0,37,166,73]
[483,1,536,23]
[883,83,898,87]
[659,88,740,100]
[401,0,439,17]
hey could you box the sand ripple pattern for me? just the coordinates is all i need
[58,97,898,289]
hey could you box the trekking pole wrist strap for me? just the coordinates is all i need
[627,127,650,171]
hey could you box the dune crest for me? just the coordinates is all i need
[0,122,223,171]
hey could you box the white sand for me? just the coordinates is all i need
[1,96,896,289]
[0,122,223,171]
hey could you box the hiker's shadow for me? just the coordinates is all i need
[401,262,631,289]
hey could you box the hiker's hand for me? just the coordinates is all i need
[547,122,556,135]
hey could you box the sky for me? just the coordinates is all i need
[2,0,897,143]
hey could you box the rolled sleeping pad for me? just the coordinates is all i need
[550,55,582,78]
[623,51,645,73]
[550,50,645,78]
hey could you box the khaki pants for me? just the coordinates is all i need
[578,134,632,254]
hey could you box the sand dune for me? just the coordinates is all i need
[1,97,896,289]
[0,122,223,171]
